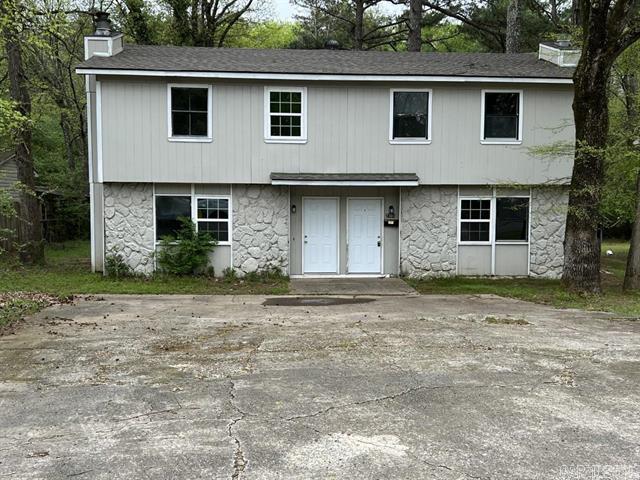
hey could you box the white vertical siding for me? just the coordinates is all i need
[99,77,574,185]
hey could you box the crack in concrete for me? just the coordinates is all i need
[227,381,247,480]
[284,381,552,421]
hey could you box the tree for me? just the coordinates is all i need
[1,0,44,264]
[161,0,258,47]
[407,0,423,51]
[293,0,407,50]
[505,0,522,53]
[562,0,640,292]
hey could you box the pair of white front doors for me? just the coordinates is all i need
[303,197,382,274]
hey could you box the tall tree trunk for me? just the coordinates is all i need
[407,0,422,52]
[562,4,615,293]
[505,0,522,53]
[622,73,639,291]
[124,0,153,44]
[3,7,44,264]
[353,0,364,50]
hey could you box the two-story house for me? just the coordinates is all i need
[77,15,577,278]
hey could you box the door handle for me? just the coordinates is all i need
[377,240,381,247]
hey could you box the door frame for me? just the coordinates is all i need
[346,197,384,274]
[301,196,340,274]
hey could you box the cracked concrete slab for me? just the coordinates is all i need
[0,294,639,479]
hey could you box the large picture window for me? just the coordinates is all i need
[496,197,529,241]
[482,91,522,142]
[390,90,431,143]
[155,196,191,240]
[264,87,307,143]
[155,194,231,244]
[168,84,212,141]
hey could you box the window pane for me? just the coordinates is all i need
[198,221,229,242]
[281,92,291,103]
[172,112,190,136]
[292,92,301,103]
[271,126,279,136]
[270,102,280,113]
[190,112,208,136]
[461,222,490,242]
[393,92,429,139]
[291,102,301,114]
[189,88,208,111]
[270,91,279,102]
[156,196,191,240]
[496,198,529,241]
[171,88,190,110]
[484,92,519,139]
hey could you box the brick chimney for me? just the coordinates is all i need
[84,12,124,60]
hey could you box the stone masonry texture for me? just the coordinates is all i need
[400,186,458,277]
[233,185,289,275]
[529,186,569,278]
[103,183,155,275]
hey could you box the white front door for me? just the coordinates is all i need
[348,199,382,273]
[303,198,338,273]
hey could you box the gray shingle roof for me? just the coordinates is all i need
[77,45,574,79]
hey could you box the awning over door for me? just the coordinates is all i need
[270,172,419,186]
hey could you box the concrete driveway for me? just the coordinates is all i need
[1,294,639,479]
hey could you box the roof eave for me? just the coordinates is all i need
[75,67,574,84]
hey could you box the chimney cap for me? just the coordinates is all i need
[93,11,113,36]
[324,39,340,50]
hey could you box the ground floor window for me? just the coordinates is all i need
[458,196,529,244]
[155,193,231,244]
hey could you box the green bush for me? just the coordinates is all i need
[104,252,134,278]
[156,217,216,275]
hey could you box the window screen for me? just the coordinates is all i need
[460,199,491,242]
[496,198,529,241]
[483,92,519,140]
[392,91,430,139]
[171,87,208,137]
[155,196,191,240]
[269,91,303,137]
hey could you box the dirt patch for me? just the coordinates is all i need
[263,297,376,307]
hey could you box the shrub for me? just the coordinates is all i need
[222,267,238,282]
[156,217,216,275]
[104,252,133,278]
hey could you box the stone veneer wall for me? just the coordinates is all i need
[400,186,458,277]
[232,185,289,275]
[529,186,569,278]
[103,183,155,275]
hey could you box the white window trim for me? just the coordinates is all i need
[480,89,523,145]
[264,86,308,144]
[457,194,531,246]
[154,191,232,246]
[388,88,432,144]
[458,197,493,246]
[167,83,213,143]
[194,194,232,246]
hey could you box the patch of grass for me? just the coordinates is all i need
[407,241,640,316]
[484,316,530,325]
[0,293,69,331]
[0,241,289,296]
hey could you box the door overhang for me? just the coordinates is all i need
[271,172,419,187]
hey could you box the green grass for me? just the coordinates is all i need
[407,240,640,316]
[0,241,289,296]
[0,297,47,329]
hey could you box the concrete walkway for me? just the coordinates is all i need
[290,277,417,295]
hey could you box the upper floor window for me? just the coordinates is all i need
[264,87,307,143]
[389,89,431,144]
[167,84,212,142]
[481,90,522,144]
